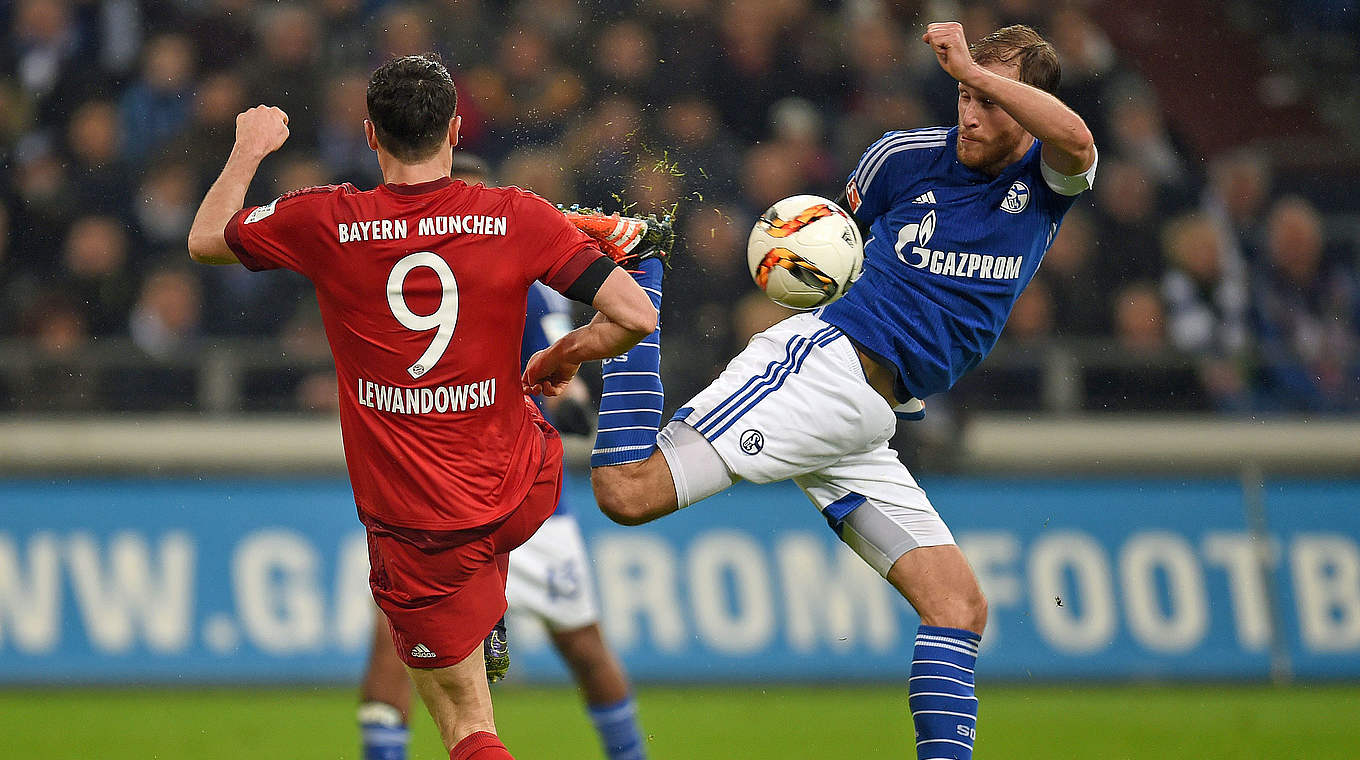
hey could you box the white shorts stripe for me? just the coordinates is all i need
[599,408,665,416]
[602,390,665,398]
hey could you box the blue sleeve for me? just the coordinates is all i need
[521,285,552,369]
[844,128,948,225]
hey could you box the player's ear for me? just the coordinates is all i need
[363,119,379,152]
[449,115,461,148]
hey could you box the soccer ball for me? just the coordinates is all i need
[747,194,864,309]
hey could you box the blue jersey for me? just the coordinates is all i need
[523,281,574,514]
[823,126,1088,400]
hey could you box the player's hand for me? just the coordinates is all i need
[923,22,980,83]
[522,348,579,397]
[234,105,290,160]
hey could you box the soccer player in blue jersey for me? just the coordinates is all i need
[358,157,649,760]
[525,21,1096,760]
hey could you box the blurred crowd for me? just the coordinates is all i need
[1,0,1358,416]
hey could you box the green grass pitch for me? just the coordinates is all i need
[2,683,1355,758]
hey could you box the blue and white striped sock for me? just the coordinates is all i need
[909,625,980,760]
[592,257,664,467]
[358,701,409,760]
[588,694,647,760]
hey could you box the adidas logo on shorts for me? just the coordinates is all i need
[410,643,437,659]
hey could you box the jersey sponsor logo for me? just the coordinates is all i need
[357,377,496,415]
[338,218,409,243]
[244,199,279,224]
[410,643,437,659]
[740,429,765,455]
[895,209,1024,280]
[415,215,508,237]
[912,191,938,204]
[1001,181,1030,214]
[844,180,862,213]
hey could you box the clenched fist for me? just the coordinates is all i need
[234,105,290,160]
[923,22,980,84]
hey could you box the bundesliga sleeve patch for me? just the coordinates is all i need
[244,198,279,224]
[844,180,862,213]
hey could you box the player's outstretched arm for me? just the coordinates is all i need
[522,268,656,397]
[188,105,291,265]
[924,22,1095,175]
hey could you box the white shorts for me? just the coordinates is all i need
[669,312,954,573]
[505,513,600,632]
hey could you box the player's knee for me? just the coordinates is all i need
[919,585,988,636]
[591,466,650,525]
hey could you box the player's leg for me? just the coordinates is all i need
[567,209,683,521]
[804,465,986,760]
[551,624,647,760]
[359,608,413,760]
[406,653,511,759]
[506,513,648,759]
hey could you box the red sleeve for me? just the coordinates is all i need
[512,189,605,287]
[224,185,347,274]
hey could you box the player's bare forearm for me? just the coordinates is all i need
[960,66,1094,173]
[523,313,651,396]
[188,148,266,264]
[188,105,290,265]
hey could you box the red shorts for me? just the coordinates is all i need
[365,424,563,669]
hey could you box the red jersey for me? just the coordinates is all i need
[225,177,602,530]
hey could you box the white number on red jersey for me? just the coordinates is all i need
[387,251,459,378]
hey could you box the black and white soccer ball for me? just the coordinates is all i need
[746,194,864,309]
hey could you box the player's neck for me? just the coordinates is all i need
[983,133,1036,177]
[378,152,454,187]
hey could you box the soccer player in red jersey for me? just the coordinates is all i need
[186,54,658,760]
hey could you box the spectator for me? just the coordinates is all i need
[1038,208,1110,337]
[65,99,129,217]
[134,161,198,250]
[128,264,203,361]
[1253,196,1359,411]
[61,215,137,336]
[1093,158,1164,285]
[1159,212,1252,410]
[1202,148,1273,264]
[119,33,196,160]
[1113,281,1168,354]
[12,291,98,412]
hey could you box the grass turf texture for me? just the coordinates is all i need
[1,684,1355,759]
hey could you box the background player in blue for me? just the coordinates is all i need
[525,21,1096,760]
[359,155,648,760]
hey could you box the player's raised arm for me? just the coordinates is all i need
[924,22,1095,176]
[523,269,657,397]
[187,105,291,265]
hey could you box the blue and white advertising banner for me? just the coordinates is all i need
[0,476,1356,684]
